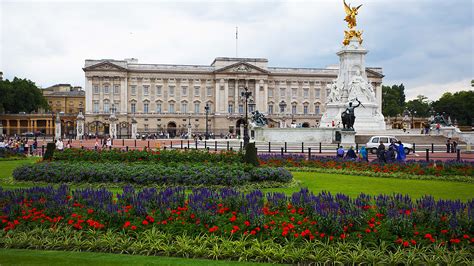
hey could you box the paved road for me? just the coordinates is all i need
[28,138,474,162]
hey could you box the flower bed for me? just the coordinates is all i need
[12,162,292,185]
[53,149,243,164]
[259,154,474,177]
[1,186,472,250]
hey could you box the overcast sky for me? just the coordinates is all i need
[1,0,473,100]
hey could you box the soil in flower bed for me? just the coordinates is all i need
[1,185,472,251]
[12,161,292,186]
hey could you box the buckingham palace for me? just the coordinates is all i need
[83,57,383,138]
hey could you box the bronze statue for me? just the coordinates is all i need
[341,98,361,130]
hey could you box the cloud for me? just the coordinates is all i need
[0,0,472,102]
[403,78,473,101]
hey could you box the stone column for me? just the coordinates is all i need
[85,77,93,114]
[263,81,268,114]
[121,77,128,115]
[76,112,85,140]
[55,115,61,140]
[16,119,20,135]
[6,120,10,135]
[375,83,382,113]
[254,79,260,111]
[215,79,221,114]
[224,79,229,114]
[0,121,3,136]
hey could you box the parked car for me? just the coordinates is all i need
[21,132,35,138]
[365,136,413,155]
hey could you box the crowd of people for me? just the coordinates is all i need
[0,136,38,155]
[336,140,407,163]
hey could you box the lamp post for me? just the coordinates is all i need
[411,110,417,129]
[187,114,192,138]
[279,101,287,128]
[204,103,210,140]
[241,87,252,147]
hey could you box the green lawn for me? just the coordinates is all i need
[0,248,276,266]
[1,158,472,201]
[262,172,474,201]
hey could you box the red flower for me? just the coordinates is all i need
[282,230,288,237]
[340,234,347,239]
[449,238,460,244]
[403,241,409,247]
[365,228,371,233]
[87,209,94,214]
[142,220,149,225]
[229,216,236,222]
[131,225,137,230]
[441,229,448,234]
[293,233,299,238]
[208,226,219,233]
[250,230,257,235]
[424,233,432,239]
[123,221,131,228]
[244,221,250,226]
[463,234,469,239]
[410,240,417,245]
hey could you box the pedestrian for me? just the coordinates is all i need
[345,146,357,160]
[56,138,64,151]
[336,146,345,158]
[446,138,451,153]
[94,138,99,150]
[377,141,386,163]
[396,141,406,162]
[451,140,458,153]
[106,137,112,148]
[359,146,368,162]
[436,123,441,135]
[385,146,396,163]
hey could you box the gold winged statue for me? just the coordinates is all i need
[342,0,363,45]
[343,0,362,29]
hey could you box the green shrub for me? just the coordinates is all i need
[12,162,292,185]
[244,142,259,167]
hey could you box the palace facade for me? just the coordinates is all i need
[83,57,383,138]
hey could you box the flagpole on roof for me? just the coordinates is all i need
[236,26,238,58]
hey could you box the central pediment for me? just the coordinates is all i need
[213,62,270,74]
[83,61,128,72]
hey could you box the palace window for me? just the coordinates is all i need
[169,86,175,97]
[131,85,137,95]
[268,88,273,97]
[194,86,200,96]
[104,101,110,113]
[207,87,212,97]
[292,105,297,114]
[144,102,149,113]
[182,86,187,96]
[194,103,200,113]
[292,88,297,99]
[131,103,136,114]
[315,104,320,115]
[93,101,99,113]
[143,85,149,96]
[249,102,255,113]
[238,104,244,114]
[181,102,188,113]
[315,88,321,98]
[303,88,309,98]
[228,104,234,114]
[114,85,120,94]
[93,85,99,94]
[280,88,286,97]
[114,101,120,112]
[156,103,162,113]
[104,85,109,94]
[268,104,273,114]
[303,105,308,115]
[156,85,162,96]
[144,124,149,132]
[169,103,175,113]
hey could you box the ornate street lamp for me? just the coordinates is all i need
[187,114,192,138]
[241,87,252,147]
[279,101,287,128]
[204,103,210,140]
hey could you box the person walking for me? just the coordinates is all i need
[359,146,368,162]
[396,141,406,162]
[385,146,396,163]
[436,123,441,135]
[451,140,458,153]
[377,141,386,163]
[446,138,451,153]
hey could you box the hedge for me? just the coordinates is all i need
[12,162,292,185]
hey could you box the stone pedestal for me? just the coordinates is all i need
[340,130,356,148]
[131,118,138,139]
[76,112,85,140]
[55,115,61,140]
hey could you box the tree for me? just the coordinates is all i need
[432,91,474,126]
[405,95,431,117]
[0,77,49,113]
[382,84,406,117]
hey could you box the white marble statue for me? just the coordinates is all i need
[326,81,342,103]
[347,69,376,103]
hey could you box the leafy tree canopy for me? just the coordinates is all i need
[432,90,474,126]
[0,77,49,114]
[405,95,431,117]
[382,84,406,117]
